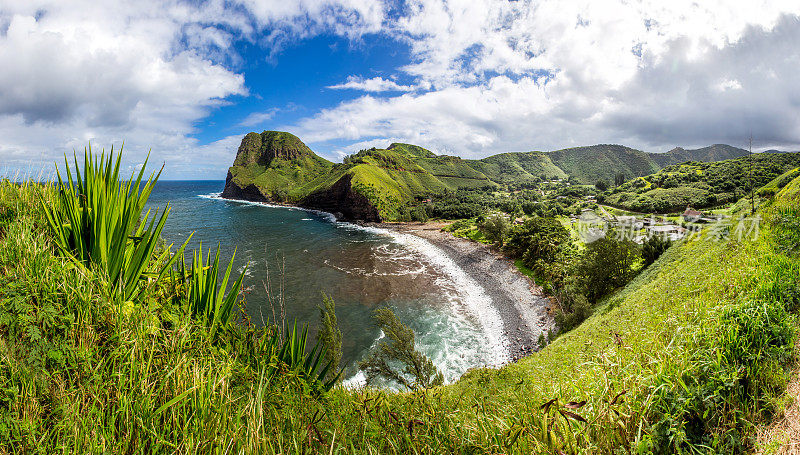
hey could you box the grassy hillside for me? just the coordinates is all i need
[604,152,800,213]
[652,144,749,167]
[224,131,333,202]
[3,154,799,452]
[545,143,750,186]
[546,144,661,185]
[473,151,567,185]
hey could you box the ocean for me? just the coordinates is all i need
[147,181,507,384]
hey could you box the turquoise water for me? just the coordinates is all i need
[147,181,508,383]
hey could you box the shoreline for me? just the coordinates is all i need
[369,221,555,362]
[215,193,554,362]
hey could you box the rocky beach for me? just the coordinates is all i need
[374,221,555,362]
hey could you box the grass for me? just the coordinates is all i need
[513,258,545,286]
[1,160,799,453]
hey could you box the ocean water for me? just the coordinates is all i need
[147,181,508,383]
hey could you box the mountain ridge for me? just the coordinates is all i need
[221,131,761,221]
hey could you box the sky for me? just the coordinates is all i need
[1,0,800,179]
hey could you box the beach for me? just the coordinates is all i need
[373,221,555,362]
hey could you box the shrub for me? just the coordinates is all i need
[42,148,186,303]
[317,293,343,382]
[552,276,591,331]
[574,233,640,301]
[359,308,444,390]
[641,235,672,266]
[478,212,510,245]
[175,243,246,338]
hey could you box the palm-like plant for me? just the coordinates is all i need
[177,244,246,338]
[42,146,186,302]
[269,321,341,393]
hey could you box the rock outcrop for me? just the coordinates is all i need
[221,131,382,221]
[301,174,381,222]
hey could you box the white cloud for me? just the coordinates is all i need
[240,108,279,127]
[2,0,800,179]
[0,0,252,178]
[328,76,414,92]
[291,0,800,156]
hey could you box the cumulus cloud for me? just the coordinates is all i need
[2,0,800,178]
[0,0,251,177]
[328,76,414,92]
[240,108,280,127]
[291,0,800,157]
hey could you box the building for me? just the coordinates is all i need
[682,206,703,222]
[647,224,686,241]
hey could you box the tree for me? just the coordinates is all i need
[575,232,640,301]
[504,218,571,264]
[614,172,626,187]
[641,235,672,267]
[318,294,343,382]
[553,275,591,331]
[359,309,444,391]
[478,212,510,245]
[595,179,609,191]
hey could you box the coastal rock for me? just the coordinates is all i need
[221,133,383,222]
[301,174,382,222]
[221,171,266,201]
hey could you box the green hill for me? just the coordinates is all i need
[604,152,800,213]
[652,144,749,166]
[222,132,769,221]
[222,131,333,202]
[546,144,661,185]
[223,134,500,221]
[472,151,567,185]
[544,143,749,185]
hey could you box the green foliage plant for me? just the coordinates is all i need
[641,235,672,266]
[318,293,343,382]
[478,212,510,245]
[575,232,640,301]
[42,147,186,303]
[176,244,246,338]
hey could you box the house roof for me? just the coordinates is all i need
[683,206,703,217]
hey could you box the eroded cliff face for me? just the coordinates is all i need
[301,174,382,222]
[221,170,382,222]
[221,171,266,201]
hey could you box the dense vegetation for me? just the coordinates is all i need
[1,150,799,452]
[224,131,752,221]
[603,152,800,213]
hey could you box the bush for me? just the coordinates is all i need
[641,235,672,266]
[411,205,429,222]
[42,148,187,303]
[478,212,510,245]
[574,233,640,301]
[553,277,591,331]
[358,308,444,391]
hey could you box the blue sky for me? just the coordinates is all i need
[191,33,412,150]
[1,1,800,179]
